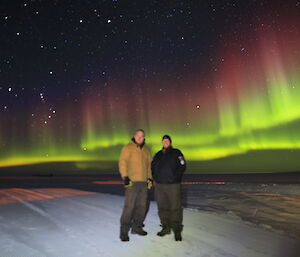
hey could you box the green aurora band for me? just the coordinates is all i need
[1,24,300,173]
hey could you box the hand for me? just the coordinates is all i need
[147,178,153,190]
[123,176,133,188]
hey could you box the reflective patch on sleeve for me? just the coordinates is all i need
[178,156,185,165]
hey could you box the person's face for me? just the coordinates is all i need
[134,131,145,145]
[162,138,171,149]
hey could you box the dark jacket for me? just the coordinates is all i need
[151,146,186,184]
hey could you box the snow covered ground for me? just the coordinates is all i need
[0,188,299,257]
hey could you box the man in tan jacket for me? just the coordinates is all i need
[119,129,153,242]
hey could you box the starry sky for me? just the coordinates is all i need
[1,0,300,172]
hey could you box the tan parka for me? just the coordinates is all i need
[119,141,152,182]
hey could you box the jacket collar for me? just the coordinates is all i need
[162,145,173,153]
[131,137,145,148]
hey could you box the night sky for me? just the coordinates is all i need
[1,1,300,171]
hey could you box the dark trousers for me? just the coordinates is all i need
[120,182,148,233]
[155,183,183,232]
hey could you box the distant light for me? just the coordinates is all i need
[107,19,111,23]
[8,87,12,92]
[91,181,231,185]
[92,181,123,185]
[182,181,230,185]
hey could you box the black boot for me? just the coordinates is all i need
[174,231,182,241]
[157,226,171,237]
[120,233,129,241]
[131,226,148,236]
[120,226,130,242]
[173,224,183,241]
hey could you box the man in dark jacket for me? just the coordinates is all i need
[151,135,186,241]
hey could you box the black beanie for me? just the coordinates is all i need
[162,134,172,143]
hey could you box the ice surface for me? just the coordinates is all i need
[0,189,298,257]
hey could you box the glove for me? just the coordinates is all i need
[147,178,153,190]
[123,176,133,188]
